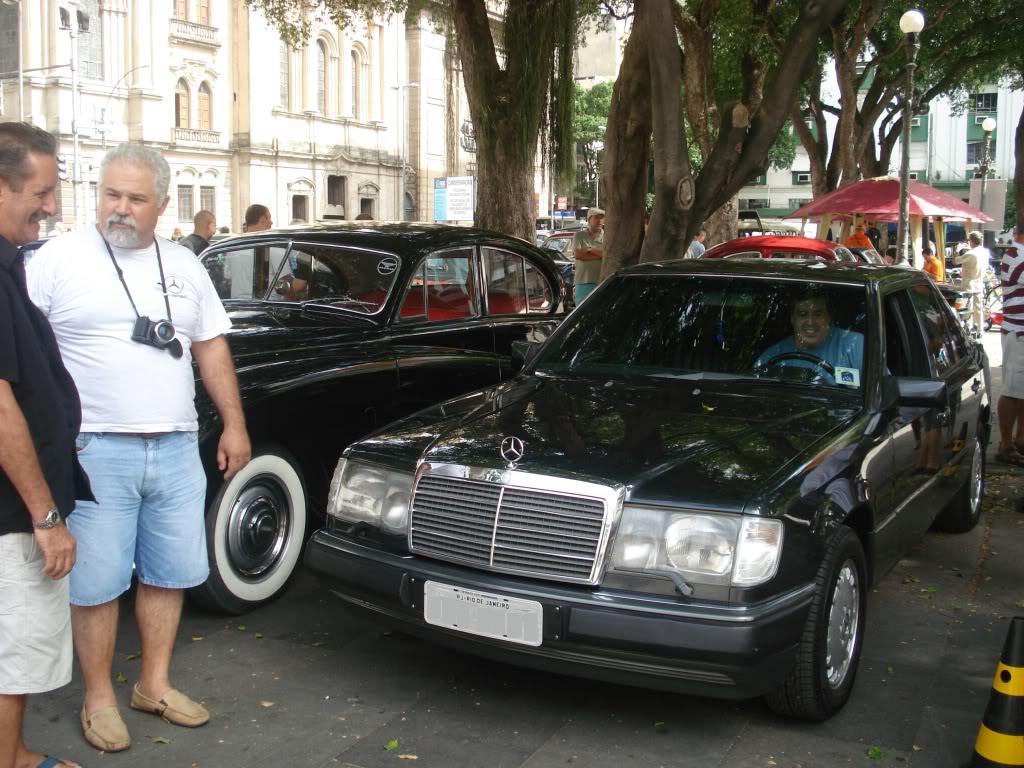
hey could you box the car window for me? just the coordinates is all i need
[833,246,858,263]
[544,237,569,253]
[398,247,477,322]
[721,251,762,260]
[767,251,825,261]
[204,244,289,300]
[906,284,957,375]
[534,275,869,392]
[525,259,553,312]
[482,248,528,315]
[268,243,399,312]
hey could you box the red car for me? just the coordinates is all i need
[701,235,862,263]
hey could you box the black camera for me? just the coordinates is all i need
[131,316,183,358]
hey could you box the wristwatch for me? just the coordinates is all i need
[32,508,62,530]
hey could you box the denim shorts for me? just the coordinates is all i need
[69,431,209,606]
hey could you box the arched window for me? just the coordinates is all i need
[350,50,360,120]
[175,79,190,128]
[198,82,212,130]
[317,40,327,115]
[279,40,290,109]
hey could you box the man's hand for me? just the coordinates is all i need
[218,424,251,480]
[35,523,76,579]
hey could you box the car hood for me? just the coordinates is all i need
[355,375,860,513]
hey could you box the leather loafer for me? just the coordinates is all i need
[81,704,131,752]
[129,683,209,727]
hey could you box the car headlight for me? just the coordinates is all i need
[327,458,414,533]
[608,507,783,588]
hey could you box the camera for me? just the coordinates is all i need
[131,316,182,358]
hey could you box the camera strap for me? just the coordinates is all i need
[101,235,173,323]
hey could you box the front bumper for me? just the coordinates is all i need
[305,530,814,701]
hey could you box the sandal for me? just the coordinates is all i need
[994,446,1024,466]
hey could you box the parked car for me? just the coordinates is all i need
[701,235,860,262]
[539,230,578,257]
[191,223,568,614]
[307,259,988,721]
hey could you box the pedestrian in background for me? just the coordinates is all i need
[572,207,604,304]
[843,223,873,249]
[0,122,92,768]
[686,228,707,258]
[171,226,183,241]
[996,225,1024,465]
[28,143,252,754]
[177,210,216,256]
[955,231,988,332]
[921,246,944,282]
[243,204,272,233]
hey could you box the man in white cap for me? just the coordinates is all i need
[572,208,604,304]
[954,231,989,333]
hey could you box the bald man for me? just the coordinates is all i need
[178,210,216,256]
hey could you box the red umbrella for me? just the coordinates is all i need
[784,176,992,222]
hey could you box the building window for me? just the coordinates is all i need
[198,82,212,130]
[793,171,811,185]
[76,0,102,80]
[739,198,770,210]
[350,50,360,119]
[317,40,327,115]
[291,195,308,223]
[789,198,810,209]
[279,41,290,109]
[324,175,346,219]
[967,140,989,166]
[197,0,209,25]
[178,186,194,222]
[973,93,997,113]
[200,185,216,215]
[360,198,374,218]
[175,79,190,128]
[175,0,188,21]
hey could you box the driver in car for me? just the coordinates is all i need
[755,292,864,385]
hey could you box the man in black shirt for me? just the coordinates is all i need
[0,122,90,768]
[177,209,216,255]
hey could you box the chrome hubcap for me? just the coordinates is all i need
[226,474,290,579]
[969,438,983,518]
[826,561,860,688]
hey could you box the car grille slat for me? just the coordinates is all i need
[409,473,608,584]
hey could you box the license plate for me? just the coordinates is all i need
[423,581,543,647]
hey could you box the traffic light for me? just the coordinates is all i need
[56,155,68,181]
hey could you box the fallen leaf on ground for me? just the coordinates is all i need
[1015,599,1024,610]
[151,736,173,744]
[255,632,264,639]
[384,739,400,751]
[866,745,884,759]
[238,624,247,631]
[115,673,128,683]
[191,636,204,641]
[886,665,894,674]
[126,653,139,661]
[259,701,274,707]
[398,756,418,761]
[913,745,923,751]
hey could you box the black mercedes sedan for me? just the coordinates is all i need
[305,260,989,720]
[190,223,567,614]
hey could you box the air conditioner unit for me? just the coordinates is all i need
[975,116,988,124]
[910,117,921,127]
[797,173,811,183]
[909,173,918,181]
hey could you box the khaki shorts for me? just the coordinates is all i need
[1002,332,1024,399]
[0,533,73,695]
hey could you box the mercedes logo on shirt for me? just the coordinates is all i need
[500,436,525,464]
[164,276,184,295]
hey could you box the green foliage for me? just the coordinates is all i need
[574,82,613,201]
[768,124,797,171]
[1007,184,1016,231]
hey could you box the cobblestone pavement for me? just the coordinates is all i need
[23,331,1024,768]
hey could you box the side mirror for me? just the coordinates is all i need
[511,340,542,368]
[881,375,947,409]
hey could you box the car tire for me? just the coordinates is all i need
[765,526,867,721]
[190,444,307,615]
[933,434,985,533]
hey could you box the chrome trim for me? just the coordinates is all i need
[408,462,626,586]
[875,470,942,533]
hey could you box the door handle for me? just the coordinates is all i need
[937,408,951,426]
[971,379,981,393]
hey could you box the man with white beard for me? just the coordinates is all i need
[27,143,251,754]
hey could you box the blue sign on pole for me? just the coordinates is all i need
[433,178,447,222]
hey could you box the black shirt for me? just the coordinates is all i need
[178,233,210,256]
[0,236,92,534]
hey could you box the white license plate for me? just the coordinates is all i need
[423,581,543,647]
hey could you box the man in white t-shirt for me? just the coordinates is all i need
[954,230,989,333]
[28,144,251,754]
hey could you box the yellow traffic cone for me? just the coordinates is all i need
[971,616,1024,766]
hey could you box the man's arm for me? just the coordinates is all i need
[192,335,252,479]
[0,380,76,578]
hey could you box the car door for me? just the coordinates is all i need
[391,247,499,413]
[481,246,564,377]
[202,241,291,305]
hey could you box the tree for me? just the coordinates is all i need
[249,0,586,241]
[574,81,613,206]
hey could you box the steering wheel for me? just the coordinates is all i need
[757,351,835,378]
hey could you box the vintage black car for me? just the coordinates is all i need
[306,260,989,720]
[190,223,567,614]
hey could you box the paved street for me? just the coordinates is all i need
[24,332,1024,768]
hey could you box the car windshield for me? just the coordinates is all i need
[534,274,870,393]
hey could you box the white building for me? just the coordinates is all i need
[0,1,527,236]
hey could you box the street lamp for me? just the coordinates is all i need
[978,116,997,235]
[895,8,924,265]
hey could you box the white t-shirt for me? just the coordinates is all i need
[28,227,232,432]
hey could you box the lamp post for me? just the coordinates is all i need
[97,65,150,149]
[978,116,996,234]
[895,9,924,265]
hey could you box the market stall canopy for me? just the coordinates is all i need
[784,176,993,223]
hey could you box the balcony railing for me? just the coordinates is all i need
[173,127,221,145]
[169,18,221,48]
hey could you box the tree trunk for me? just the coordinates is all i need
[704,197,738,247]
[1016,101,1024,232]
[640,2,691,263]
[474,128,536,239]
[600,12,652,280]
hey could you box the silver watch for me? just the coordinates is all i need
[32,508,62,530]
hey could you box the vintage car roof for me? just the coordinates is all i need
[213,222,538,254]
[703,235,840,257]
[621,256,920,287]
